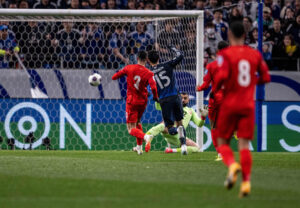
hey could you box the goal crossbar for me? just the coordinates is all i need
[0,9,203,18]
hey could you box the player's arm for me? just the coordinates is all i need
[146,123,165,137]
[168,46,183,66]
[196,68,212,91]
[112,67,127,80]
[257,54,271,84]
[148,75,159,101]
[191,107,207,127]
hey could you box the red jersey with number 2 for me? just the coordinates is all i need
[215,45,270,110]
[112,64,158,105]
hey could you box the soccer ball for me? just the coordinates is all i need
[88,73,102,86]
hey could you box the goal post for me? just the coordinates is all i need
[0,9,204,151]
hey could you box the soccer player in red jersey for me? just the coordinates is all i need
[213,22,271,197]
[112,51,159,155]
[196,41,229,161]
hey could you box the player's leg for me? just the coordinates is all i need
[127,104,145,155]
[144,123,165,152]
[217,109,241,189]
[237,110,255,197]
[173,95,187,155]
[165,137,200,154]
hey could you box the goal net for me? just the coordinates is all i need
[0,9,205,151]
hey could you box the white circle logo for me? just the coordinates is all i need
[4,102,50,149]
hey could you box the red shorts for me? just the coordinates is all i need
[208,98,220,123]
[126,103,147,123]
[217,106,255,140]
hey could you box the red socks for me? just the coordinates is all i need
[136,123,143,131]
[130,128,145,146]
[211,129,219,152]
[240,149,252,181]
[218,144,235,167]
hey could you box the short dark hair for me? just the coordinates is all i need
[218,41,229,50]
[147,50,159,64]
[229,21,245,39]
[137,50,147,61]
[180,92,189,95]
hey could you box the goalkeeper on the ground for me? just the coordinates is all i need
[144,92,208,154]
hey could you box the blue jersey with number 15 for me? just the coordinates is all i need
[151,47,183,100]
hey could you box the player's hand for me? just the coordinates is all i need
[200,105,209,118]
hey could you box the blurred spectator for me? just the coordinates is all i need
[81,23,103,69]
[266,18,284,46]
[0,25,19,69]
[272,34,300,71]
[128,22,154,63]
[204,22,222,58]
[249,27,258,49]
[194,0,205,10]
[205,0,219,10]
[182,29,196,70]
[243,16,253,44]
[175,0,188,10]
[222,0,233,22]
[239,0,258,22]
[68,0,80,9]
[228,6,243,24]
[264,0,281,19]
[127,0,136,9]
[213,9,228,40]
[89,0,100,9]
[56,22,82,68]
[144,2,154,10]
[18,0,29,8]
[57,0,70,9]
[109,25,129,69]
[262,43,272,67]
[107,0,117,9]
[296,0,300,16]
[287,12,300,45]
[156,20,180,61]
[0,0,9,8]
[253,7,273,29]
[81,0,90,9]
[8,0,17,8]
[33,0,57,9]
[282,7,295,31]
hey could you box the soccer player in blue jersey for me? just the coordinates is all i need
[147,46,188,155]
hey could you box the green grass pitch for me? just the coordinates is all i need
[0,151,299,208]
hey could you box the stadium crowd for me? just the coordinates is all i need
[0,0,299,70]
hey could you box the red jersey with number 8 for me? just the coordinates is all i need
[215,45,270,109]
[214,45,270,140]
[112,64,158,105]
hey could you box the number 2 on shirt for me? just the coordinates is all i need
[134,75,141,90]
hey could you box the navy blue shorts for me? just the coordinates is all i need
[159,95,184,127]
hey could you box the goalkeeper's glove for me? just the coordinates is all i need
[199,105,209,120]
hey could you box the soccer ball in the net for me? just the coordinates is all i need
[88,73,102,86]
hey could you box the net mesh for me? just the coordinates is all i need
[0,14,202,151]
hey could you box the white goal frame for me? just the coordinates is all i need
[0,9,204,151]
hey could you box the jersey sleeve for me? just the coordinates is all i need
[257,53,271,84]
[212,54,230,93]
[190,108,205,127]
[168,46,183,67]
[148,75,158,100]
[197,66,212,91]
[112,66,127,80]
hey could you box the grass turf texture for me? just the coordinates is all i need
[0,151,299,208]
